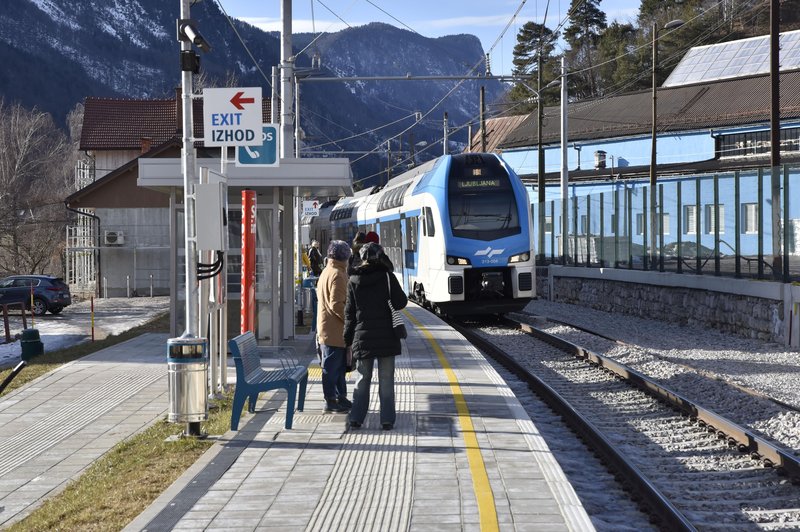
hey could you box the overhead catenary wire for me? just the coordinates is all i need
[351,0,538,166]
[213,0,274,90]
[304,112,418,150]
[357,0,576,178]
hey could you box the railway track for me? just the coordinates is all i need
[452,316,800,530]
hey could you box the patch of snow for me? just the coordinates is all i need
[27,0,79,30]
[99,20,118,38]
[0,297,169,368]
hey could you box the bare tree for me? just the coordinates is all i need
[0,99,70,276]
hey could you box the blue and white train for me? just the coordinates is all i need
[305,153,535,316]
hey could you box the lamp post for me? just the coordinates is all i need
[650,19,684,269]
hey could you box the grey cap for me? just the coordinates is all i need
[327,240,352,261]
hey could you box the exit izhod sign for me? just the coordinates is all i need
[202,87,263,147]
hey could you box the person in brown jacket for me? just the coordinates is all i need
[316,240,353,413]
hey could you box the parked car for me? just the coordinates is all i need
[0,275,72,316]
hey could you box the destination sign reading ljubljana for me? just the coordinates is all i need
[457,179,501,189]
[202,87,263,147]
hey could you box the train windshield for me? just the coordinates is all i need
[447,159,520,240]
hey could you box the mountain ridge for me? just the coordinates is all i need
[0,1,505,183]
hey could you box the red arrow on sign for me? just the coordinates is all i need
[230,91,255,110]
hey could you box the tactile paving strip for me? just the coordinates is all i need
[305,356,414,531]
[0,370,163,477]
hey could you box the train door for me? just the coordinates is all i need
[402,214,419,294]
[379,219,402,274]
[415,205,436,302]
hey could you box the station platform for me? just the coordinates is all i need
[130,304,592,531]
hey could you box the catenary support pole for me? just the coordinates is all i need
[537,53,546,263]
[560,57,569,263]
[769,0,782,280]
[650,23,659,270]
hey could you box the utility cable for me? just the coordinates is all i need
[304,113,418,150]
[214,0,274,90]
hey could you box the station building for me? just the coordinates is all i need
[472,30,800,262]
[468,30,800,345]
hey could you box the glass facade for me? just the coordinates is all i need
[533,164,800,280]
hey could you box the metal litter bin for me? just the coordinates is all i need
[167,337,208,423]
[20,328,44,361]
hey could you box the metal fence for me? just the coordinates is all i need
[534,163,800,281]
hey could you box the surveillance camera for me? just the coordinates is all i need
[183,23,211,53]
[177,19,212,53]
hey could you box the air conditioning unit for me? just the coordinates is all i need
[104,230,125,246]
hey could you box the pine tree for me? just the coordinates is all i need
[596,22,649,95]
[564,0,607,99]
[507,21,560,113]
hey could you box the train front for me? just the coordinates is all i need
[438,154,535,315]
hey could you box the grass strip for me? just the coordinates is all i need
[3,310,241,531]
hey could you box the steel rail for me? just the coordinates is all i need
[448,319,697,532]
[526,311,800,414]
[504,316,800,480]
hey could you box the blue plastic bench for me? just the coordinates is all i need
[229,332,308,430]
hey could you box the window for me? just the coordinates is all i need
[718,127,800,158]
[447,164,519,241]
[424,207,435,237]
[704,204,725,234]
[580,215,588,234]
[378,184,410,211]
[406,216,418,251]
[544,216,553,234]
[683,205,697,235]
[742,203,758,234]
[637,213,670,235]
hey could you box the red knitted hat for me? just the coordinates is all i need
[365,231,380,244]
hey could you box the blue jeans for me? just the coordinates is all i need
[350,356,396,425]
[320,345,347,401]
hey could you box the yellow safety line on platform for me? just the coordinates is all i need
[308,365,322,380]
[405,311,499,532]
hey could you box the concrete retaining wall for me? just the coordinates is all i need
[536,266,798,345]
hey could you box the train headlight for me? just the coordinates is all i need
[446,255,471,266]
[508,251,531,264]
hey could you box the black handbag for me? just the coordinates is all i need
[387,274,407,339]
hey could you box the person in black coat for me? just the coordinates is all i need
[344,243,407,430]
[308,240,323,276]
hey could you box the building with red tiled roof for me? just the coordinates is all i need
[80,93,272,180]
[68,93,272,301]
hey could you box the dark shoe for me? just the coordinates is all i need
[338,396,352,408]
[324,399,348,413]
[349,420,362,428]
[382,423,393,431]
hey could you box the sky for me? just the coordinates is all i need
[221,0,639,76]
